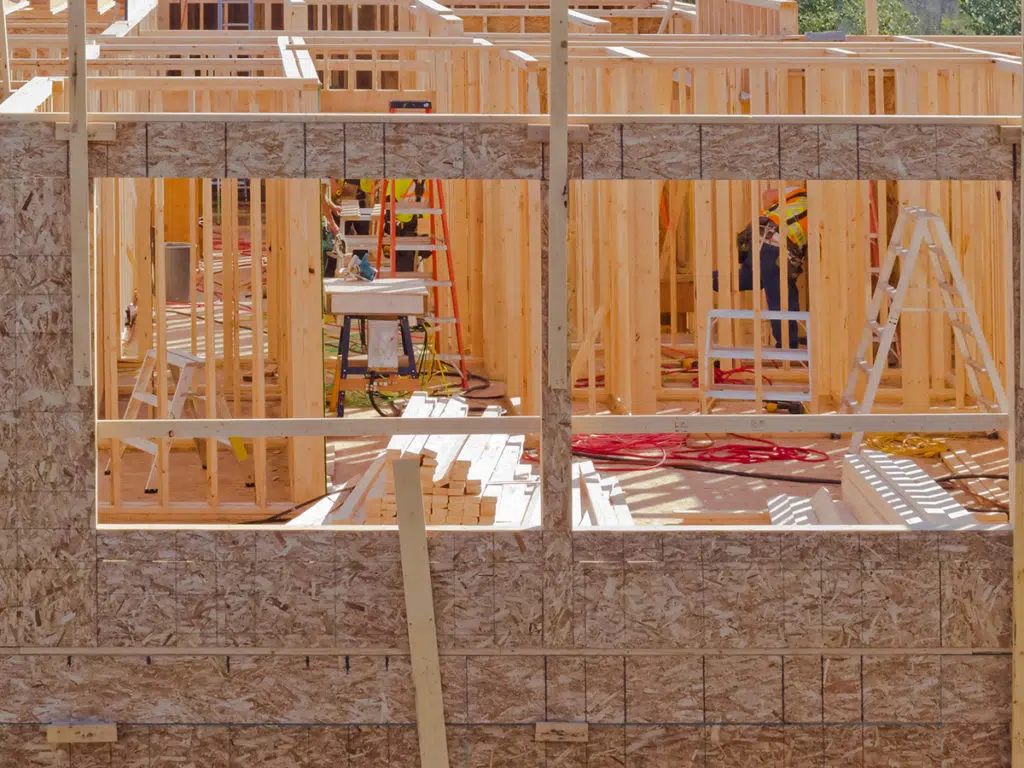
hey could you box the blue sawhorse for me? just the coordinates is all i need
[336,314,417,416]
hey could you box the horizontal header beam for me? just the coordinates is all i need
[96,412,1009,439]
[0,115,1016,180]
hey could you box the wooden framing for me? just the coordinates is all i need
[0,0,1021,764]
[4,0,1022,527]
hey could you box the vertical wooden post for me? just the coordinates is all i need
[202,179,219,507]
[1011,10,1023,763]
[251,179,267,509]
[284,179,326,502]
[68,0,91,386]
[101,180,122,507]
[864,0,879,34]
[153,180,170,504]
[541,0,571,531]
[0,2,11,101]
[189,179,199,356]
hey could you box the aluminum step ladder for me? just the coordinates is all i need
[703,308,812,405]
[370,100,468,386]
[840,206,1008,453]
[105,349,250,493]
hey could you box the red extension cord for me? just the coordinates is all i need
[569,433,829,469]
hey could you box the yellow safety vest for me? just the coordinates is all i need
[360,179,416,223]
[763,187,808,250]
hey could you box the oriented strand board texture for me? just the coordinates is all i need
[0,175,1016,766]
[1,119,1014,181]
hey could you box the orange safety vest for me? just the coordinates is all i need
[762,187,808,250]
[360,179,417,223]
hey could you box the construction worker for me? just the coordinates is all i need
[713,186,808,349]
[359,178,426,273]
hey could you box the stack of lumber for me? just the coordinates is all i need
[335,393,631,527]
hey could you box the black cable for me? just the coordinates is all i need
[246,491,336,524]
[934,472,1008,482]
[571,451,1013,488]
[570,450,844,485]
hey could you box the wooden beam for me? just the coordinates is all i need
[0,1,10,101]
[393,458,450,768]
[68,0,90,386]
[95,412,1009,440]
[1011,10,1022,762]
[863,0,878,34]
[46,725,117,744]
[541,0,571,531]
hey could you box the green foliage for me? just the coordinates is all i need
[797,0,920,34]
[938,12,978,32]
[956,0,1020,34]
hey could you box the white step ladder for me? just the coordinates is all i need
[704,308,812,404]
[106,349,250,493]
[840,206,1008,453]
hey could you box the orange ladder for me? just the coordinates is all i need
[371,100,467,387]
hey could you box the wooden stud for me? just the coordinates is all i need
[153,180,170,504]
[251,178,267,509]
[68,0,91,386]
[202,178,219,508]
[0,0,10,101]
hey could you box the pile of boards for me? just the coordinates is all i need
[338,393,631,526]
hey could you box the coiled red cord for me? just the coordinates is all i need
[570,433,829,468]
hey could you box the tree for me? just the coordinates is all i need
[798,0,920,33]
[956,0,1020,34]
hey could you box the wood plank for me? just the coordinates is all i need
[326,453,389,524]
[578,460,617,526]
[393,458,451,768]
[68,0,91,387]
[405,400,449,458]
[450,405,502,480]
[47,725,117,744]
[465,432,509,494]
[489,435,526,484]
[422,398,469,459]
[386,392,432,458]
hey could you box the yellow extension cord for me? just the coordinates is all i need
[863,432,951,458]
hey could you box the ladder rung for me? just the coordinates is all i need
[975,395,998,410]
[869,321,884,338]
[122,437,157,455]
[841,396,858,409]
[951,319,974,334]
[938,280,955,293]
[856,358,871,372]
[892,246,909,257]
[365,205,445,216]
[423,316,457,325]
[133,393,158,406]
[421,280,452,287]
[883,284,897,298]
[965,357,986,373]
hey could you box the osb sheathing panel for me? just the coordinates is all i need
[0,120,1016,181]
[0,175,1016,766]
[0,528,1012,650]
[0,723,1005,767]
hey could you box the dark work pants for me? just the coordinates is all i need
[713,242,801,349]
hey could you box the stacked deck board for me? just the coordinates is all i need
[347,393,631,527]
